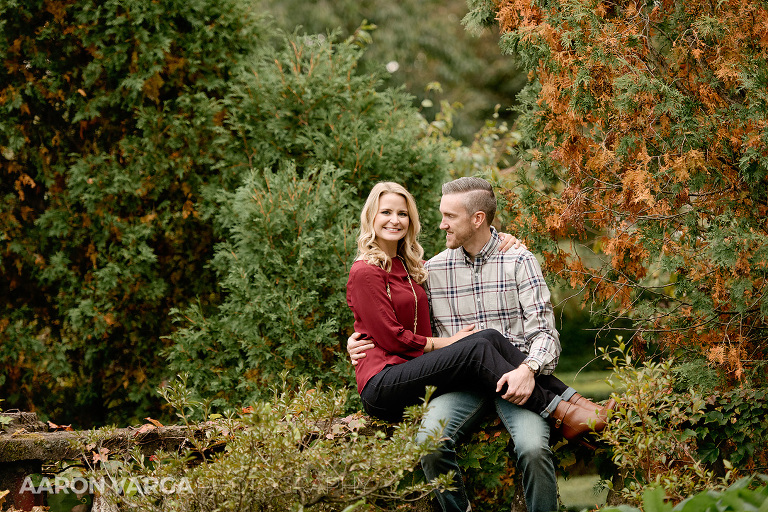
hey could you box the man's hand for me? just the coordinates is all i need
[347,332,375,366]
[497,233,527,253]
[496,366,535,405]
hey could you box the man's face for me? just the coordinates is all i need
[439,193,475,249]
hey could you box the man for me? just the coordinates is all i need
[349,177,600,512]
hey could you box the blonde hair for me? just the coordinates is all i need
[356,182,428,283]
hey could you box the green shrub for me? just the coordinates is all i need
[457,416,517,510]
[80,376,451,511]
[599,340,768,506]
[165,165,359,407]
[601,476,768,512]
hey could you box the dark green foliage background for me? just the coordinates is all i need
[1,0,264,426]
[1,0,448,426]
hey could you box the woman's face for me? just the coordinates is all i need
[373,192,409,256]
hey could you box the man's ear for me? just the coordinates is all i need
[472,211,486,229]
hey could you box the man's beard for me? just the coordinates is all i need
[445,229,470,249]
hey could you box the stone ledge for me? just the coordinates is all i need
[0,425,194,463]
[0,413,48,435]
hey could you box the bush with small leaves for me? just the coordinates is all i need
[600,476,768,512]
[599,340,768,505]
[81,375,453,511]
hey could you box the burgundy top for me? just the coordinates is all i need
[346,257,433,393]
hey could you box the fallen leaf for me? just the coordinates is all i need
[144,417,163,427]
[92,447,110,464]
[135,424,156,435]
[47,421,73,431]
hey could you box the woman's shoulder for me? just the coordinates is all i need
[350,259,386,278]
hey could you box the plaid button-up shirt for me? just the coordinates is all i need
[424,228,561,374]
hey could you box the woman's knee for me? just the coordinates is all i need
[463,336,498,362]
[476,329,527,364]
[475,328,509,348]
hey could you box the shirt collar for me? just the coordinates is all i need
[462,227,500,266]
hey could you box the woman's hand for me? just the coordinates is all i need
[498,232,527,252]
[450,324,476,343]
[432,324,476,350]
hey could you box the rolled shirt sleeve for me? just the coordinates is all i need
[514,252,561,372]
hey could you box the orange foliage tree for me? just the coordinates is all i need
[465,0,768,382]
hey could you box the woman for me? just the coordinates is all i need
[346,182,612,442]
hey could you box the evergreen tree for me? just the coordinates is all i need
[1,0,449,425]
[255,0,527,142]
[1,0,264,425]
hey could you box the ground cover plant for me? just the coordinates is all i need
[75,376,451,511]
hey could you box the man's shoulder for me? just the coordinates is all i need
[486,246,543,279]
[489,245,535,263]
[425,247,461,269]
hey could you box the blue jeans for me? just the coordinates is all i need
[416,391,560,512]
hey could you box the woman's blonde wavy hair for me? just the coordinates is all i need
[356,182,428,283]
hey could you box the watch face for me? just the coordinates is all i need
[527,361,540,373]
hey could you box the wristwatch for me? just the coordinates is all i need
[524,359,541,376]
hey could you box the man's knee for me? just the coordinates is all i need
[513,435,553,469]
[419,391,490,441]
[419,435,457,478]
[420,436,455,461]
[415,425,447,446]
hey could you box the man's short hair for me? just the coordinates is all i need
[442,177,496,225]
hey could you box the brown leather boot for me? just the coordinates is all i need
[550,400,607,441]
[569,393,617,422]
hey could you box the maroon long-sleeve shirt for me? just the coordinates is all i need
[346,257,433,393]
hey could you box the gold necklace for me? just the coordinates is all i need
[386,256,418,333]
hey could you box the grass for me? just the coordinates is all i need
[553,370,616,401]
[558,473,609,510]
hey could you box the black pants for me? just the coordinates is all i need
[360,329,568,422]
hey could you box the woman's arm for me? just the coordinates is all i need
[422,324,476,352]
[348,262,426,356]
